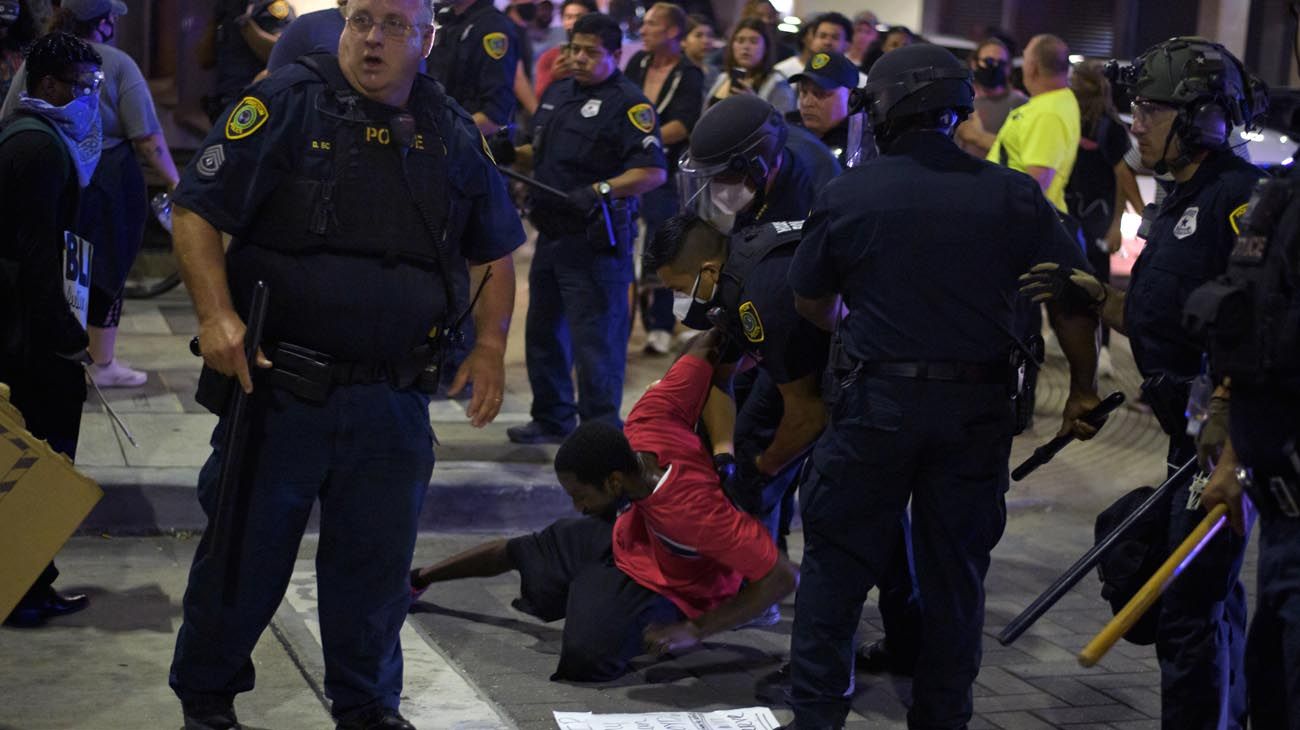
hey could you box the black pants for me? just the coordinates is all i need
[790,377,1012,729]
[507,517,682,681]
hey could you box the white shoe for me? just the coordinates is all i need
[643,329,672,355]
[90,360,147,388]
[1098,345,1115,379]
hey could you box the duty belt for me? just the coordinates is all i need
[857,360,1007,385]
[1239,468,1300,519]
[265,341,434,403]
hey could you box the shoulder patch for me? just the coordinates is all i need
[267,0,290,19]
[1228,202,1250,235]
[225,96,269,140]
[810,53,829,70]
[627,102,656,134]
[483,32,509,60]
[738,301,765,343]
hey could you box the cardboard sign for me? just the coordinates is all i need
[553,708,780,730]
[0,384,103,620]
[62,231,92,329]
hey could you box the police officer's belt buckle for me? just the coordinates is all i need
[1269,476,1300,518]
[267,342,334,404]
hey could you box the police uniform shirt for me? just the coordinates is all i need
[1125,150,1262,378]
[789,131,1091,364]
[721,235,831,384]
[174,61,524,362]
[428,0,518,127]
[530,71,666,270]
[215,0,296,101]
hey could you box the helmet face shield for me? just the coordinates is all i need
[676,148,768,232]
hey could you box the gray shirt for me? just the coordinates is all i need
[2,42,162,150]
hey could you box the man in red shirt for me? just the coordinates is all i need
[410,329,798,680]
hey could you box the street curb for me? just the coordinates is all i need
[80,461,573,535]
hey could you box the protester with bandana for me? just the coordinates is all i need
[3,0,181,389]
[0,31,103,628]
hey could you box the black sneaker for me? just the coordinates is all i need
[506,421,571,444]
[336,707,416,730]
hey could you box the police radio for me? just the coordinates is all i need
[1183,176,1300,379]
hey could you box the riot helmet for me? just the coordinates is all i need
[678,94,788,232]
[857,43,973,149]
[1108,37,1267,173]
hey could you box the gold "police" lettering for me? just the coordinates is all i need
[363,128,427,150]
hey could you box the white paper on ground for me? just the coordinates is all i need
[553,707,780,730]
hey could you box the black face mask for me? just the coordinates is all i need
[974,60,1007,89]
[512,3,537,22]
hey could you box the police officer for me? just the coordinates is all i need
[205,0,295,121]
[644,212,922,659]
[788,44,1101,729]
[1023,37,1266,729]
[499,12,666,444]
[427,0,517,134]
[787,51,875,169]
[1197,173,1300,726]
[166,0,524,725]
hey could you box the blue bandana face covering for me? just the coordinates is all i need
[17,93,102,187]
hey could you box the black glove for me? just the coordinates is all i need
[713,452,737,487]
[721,454,768,515]
[487,133,516,166]
[1018,262,1106,314]
[567,184,601,216]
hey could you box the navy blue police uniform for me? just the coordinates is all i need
[208,0,296,121]
[788,130,1092,728]
[523,71,665,431]
[427,0,518,131]
[167,53,523,720]
[1124,148,1260,728]
[1223,333,1300,727]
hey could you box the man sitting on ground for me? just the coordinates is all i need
[410,329,798,681]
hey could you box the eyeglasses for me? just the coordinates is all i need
[1130,99,1176,125]
[59,69,104,97]
[344,13,428,38]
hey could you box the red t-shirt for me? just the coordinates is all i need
[613,355,779,618]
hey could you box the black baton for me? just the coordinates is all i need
[997,456,1197,645]
[192,281,271,607]
[1011,391,1126,482]
[496,165,570,199]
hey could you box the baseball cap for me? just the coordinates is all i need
[63,0,127,21]
[790,52,858,90]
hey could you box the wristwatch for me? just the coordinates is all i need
[596,180,612,197]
